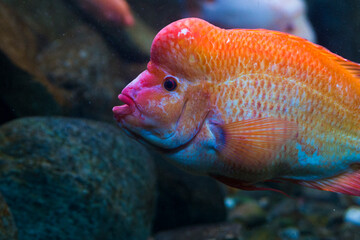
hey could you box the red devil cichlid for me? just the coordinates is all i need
[113,18,360,196]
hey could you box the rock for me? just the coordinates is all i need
[152,154,227,233]
[344,206,360,226]
[0,51,62,125]
[272,217,297,230]
[0,117,156,240]
[67,0,155,62]
[1,0,155,62]
[302,187,339,201]
[246,227,277,240]
[0,0,151,124]
[37,25,133,122]
[228,201,266,227]
[1,0,82,43]
[154,223,242,240]
[0,2,38,74]
[339,222,360,240]
[268,198,297,220]
[327,210,344,228]
[224,196,237,209]
[352,196,360,205]
[0,193,17,240]
[0,3,62,125]
[279,227,300,240]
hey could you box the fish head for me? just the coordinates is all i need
[113,19,214,151]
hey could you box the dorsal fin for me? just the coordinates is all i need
[314,44,360,78]
[334,58,360,78]
[250,28,360,79]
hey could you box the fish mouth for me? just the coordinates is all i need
[113,94,137,121]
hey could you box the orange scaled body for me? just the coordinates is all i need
[114,18,360,195]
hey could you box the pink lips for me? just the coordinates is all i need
[112,94,135,121]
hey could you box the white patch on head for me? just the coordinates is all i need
[157,99,167,115]
[178,28,190,37]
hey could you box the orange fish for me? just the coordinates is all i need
[113,18,360,196]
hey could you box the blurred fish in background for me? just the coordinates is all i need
[72,0,134,27]
[181,0,316,42]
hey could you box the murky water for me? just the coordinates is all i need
[0,0,360,239]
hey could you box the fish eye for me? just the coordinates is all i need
[163,76,178,91]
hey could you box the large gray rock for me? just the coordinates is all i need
[0,193,17,240]
[0,117,156,240]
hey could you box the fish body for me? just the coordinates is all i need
[181,0,316,42]
[113,18,360,195]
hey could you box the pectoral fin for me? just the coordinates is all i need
[216,117,298,170]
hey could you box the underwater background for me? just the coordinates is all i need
[0,0,360,239]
